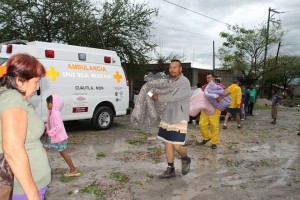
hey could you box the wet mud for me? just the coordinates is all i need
[46,106,300,200]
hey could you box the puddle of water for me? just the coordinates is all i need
[267,142,299,188]
[172,187,204,200]
[223,142,299,188]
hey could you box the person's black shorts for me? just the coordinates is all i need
[226,108,240,114]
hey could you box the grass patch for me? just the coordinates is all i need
[260,160,270,167]
[146,173,154,179]
[109,172,129,183]
[80,181,106,198]
[146,146,164,163]
[126,138,147,145]
[147,146,162,154]
[240,184,247,189]
[67,189,79,195]
[96,152,106,158]
[254,105,271,110]
[139,131,150,137]
[59,175,75,182]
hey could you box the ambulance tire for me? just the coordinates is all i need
[92,106,114,130]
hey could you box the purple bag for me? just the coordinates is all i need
[204,82,231,111]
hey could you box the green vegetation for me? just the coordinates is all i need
[0,0,158,73]
[59,175,74,183]
[109,172,129,183]
[146,146,164,163]
[126,138,147,145]
[147,146,161,153]
[146,173,154,179]
[254,105,271,110]
[96,152,106,158]
[240,184,247,189]
[219,24,283,84]
[80,181,106,198]
[260,160,270,167]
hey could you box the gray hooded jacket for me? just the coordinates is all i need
[159,74,191,124]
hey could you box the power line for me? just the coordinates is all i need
[282,46,298,55]
[281,47,293,56]
[158,24,206,37]
[161,0,230,26]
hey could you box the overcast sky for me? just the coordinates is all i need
[133,0,300,69]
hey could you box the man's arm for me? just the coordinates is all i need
[217,88,230,102]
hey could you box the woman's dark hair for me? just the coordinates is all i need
[0,53,46,93]
[46,95,53,104]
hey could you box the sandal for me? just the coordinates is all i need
[222,124,227,129]
[64,171,82,177]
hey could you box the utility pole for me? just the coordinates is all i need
[275,41,281,65]
[213,41,215,73]
[268,41,281,99]
[263,8,271,73]
[262,7,281,98]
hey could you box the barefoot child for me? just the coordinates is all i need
[44,95,81,177]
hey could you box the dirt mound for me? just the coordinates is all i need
[256,98,271,106]
[256,98,285,108]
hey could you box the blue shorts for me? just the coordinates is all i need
[44,137,68,152]
[157,127,186,145]
[226,108,241,114]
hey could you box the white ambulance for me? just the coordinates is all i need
[0,41,130,130]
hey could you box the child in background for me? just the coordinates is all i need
[44,95,81,177]
[271,89,283,124]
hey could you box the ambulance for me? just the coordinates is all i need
[0,41,130,130]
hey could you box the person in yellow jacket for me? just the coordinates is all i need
[199,73,225,149]
[221,80,242,129]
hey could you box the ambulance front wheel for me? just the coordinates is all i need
[92,106,114,130]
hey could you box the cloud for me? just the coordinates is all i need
[135,0,300,67]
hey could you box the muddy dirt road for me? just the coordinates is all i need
[45,106,300,200]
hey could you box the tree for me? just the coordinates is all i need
[0,0,158,97]
[273,55,300,90]
[0,0,96,43]
[0,0,158,65]
[263,55,300,99]
[155,52,186,71]
[96,0,158,65]
[218,24,284,83]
